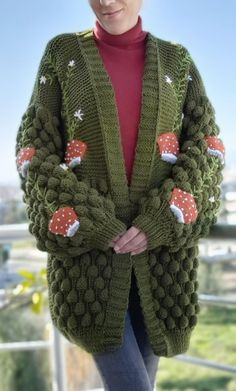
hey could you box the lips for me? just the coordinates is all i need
[103,9,122,15]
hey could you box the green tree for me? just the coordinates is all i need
[0,307,51,391]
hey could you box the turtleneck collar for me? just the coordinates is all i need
[92,15,148,48]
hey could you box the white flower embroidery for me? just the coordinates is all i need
[165,75,172,84]
[68,60,75,67]
[187,74,193,81]
[209,196,215,202]
[74,109,84,121]
[39,75,47,84]
[59,163,69,170]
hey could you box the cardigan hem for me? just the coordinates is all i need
[50,316,193,357]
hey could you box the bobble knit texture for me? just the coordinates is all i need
[15,29,225,357]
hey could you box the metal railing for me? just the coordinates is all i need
[0,222,236,391]
[0,327,67,391]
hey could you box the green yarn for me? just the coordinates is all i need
[132,93,224,252]
[15,29,225,357]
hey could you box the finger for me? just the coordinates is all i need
[114,235,147,253]
[114,234,140,252]
[127,238,148,252]
[113,227,142,250]
[111,235,121,245]
[109,237,120,247]
[109,230,127,247]
[130,245,148,255]
[114,231,126,242]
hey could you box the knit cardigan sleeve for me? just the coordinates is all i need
[132,50,225,252]
[15,38,127,259]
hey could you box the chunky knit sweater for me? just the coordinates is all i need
[15,25,225,357]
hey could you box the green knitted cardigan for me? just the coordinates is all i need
[15,29,225,357]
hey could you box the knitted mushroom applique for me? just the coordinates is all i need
[48,206,80,237]
[64,102,87,168]
[156,132,180,164]
[65,139,87,168]
[16,146,36,178]
[204,136,225,164]
[169,188,198,224]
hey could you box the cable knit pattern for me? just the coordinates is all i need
[15,30,225,357]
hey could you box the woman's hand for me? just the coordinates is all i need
[109,232,126,247]
[109,226,148,255]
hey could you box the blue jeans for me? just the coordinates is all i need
[92,270,160,391]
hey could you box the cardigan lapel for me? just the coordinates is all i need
[76,30,179,208]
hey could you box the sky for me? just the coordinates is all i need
[0,0,235,185]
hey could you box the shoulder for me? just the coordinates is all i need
[149,34,192,72]
[44,32,78,52]
[44,28,92,55]
[39,29,92,69]
[150,33,190,57]
[39,29,94,75]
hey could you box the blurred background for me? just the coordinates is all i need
[0,0,236,390]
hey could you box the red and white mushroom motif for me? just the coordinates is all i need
[169,187,198,224]
[65,139,87,168]
[156,132,180,163]
[48,206,80,237]
[205,136,225,164]
[16,147,36,178]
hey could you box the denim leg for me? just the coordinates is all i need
[128,269,160,391]
[92,310,153,391]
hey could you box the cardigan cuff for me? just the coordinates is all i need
[131,202,177,250]
[90,217,127,252]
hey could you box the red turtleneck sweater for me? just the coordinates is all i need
[92,16,148,186]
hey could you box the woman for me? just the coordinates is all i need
[15,0,225,390]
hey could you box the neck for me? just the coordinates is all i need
[93,15,147,47]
